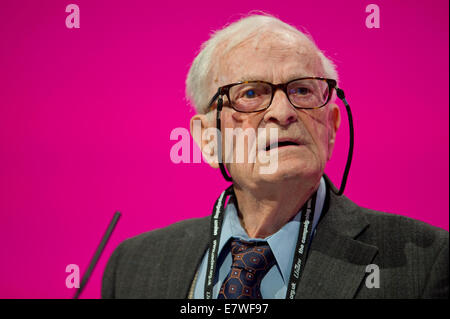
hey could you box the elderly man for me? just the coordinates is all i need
[102,14,448,299]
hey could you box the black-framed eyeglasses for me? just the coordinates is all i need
[207,77,337,113]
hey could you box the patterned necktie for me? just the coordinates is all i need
[218,239,276,299]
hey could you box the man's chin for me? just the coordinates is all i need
[255,160,321,183]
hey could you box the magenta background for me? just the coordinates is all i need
[0,0,448,299]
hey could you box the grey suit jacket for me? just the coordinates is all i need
[102,180,449,299]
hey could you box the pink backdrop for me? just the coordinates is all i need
[0,0,448,298]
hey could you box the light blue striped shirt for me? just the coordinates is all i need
[193,177,326,298]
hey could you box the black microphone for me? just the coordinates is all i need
[73,211,121,299]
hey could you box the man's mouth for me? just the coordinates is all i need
[265,140,301,151]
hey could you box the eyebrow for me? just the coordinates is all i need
[237,73,311,83]
[237,75,265,82]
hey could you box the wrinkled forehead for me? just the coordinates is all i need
[211,30,324,90]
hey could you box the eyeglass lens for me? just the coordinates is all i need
[228,79,330,112]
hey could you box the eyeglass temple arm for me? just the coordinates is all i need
[334,87,354,196]
[216,94,233,182]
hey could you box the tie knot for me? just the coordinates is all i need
[230,239,276,273]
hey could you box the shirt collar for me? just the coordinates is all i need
[217,176,327,283]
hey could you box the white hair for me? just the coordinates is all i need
[186,13,339,114]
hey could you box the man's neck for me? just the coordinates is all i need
[233,177,321,238]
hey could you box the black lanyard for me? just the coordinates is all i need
[204,185,317,299]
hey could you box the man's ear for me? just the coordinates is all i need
[327,103,341,161]
[190,114,220,168]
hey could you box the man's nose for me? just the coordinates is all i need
[263,89,298,126]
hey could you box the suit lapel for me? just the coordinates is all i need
[296,179,379,299]
[163,217,210,298]
[296,230,378,298]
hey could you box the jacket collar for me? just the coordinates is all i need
[295,175,379,298]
